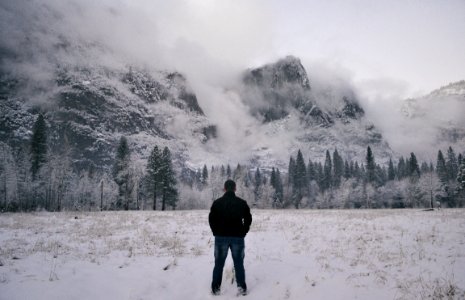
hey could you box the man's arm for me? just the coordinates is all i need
[243,203,252,234]
[208,202,217,234]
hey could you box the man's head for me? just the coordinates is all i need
[224,179,236,192]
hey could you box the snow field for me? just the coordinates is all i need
[0,209,464,299]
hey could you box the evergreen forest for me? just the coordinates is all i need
[1,114,464,212]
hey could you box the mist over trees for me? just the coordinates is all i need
[0,115,464,212]
[175,145,464,210]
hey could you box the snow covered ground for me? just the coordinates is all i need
[1,209,464,300]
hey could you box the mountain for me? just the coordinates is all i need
[0,54,396,172]
[399,80,465,157]
[239,56,392,167]
[0,1,399,172]
[242,56,365,124]
[0,0,395,171]
[242,56,330,124]
[0,66,216,170]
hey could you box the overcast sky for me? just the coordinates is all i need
[269,0,465,98]
[145,0,465,99]
[2,0,464,98]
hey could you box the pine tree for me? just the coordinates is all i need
[30,113,47,180]
[254,168,262,186]
[397,157,406,180]
[456,158,465,206]
[145,145,162,210]
[226,164,232,178]
[366,146,375,183]
[436,150,448,184]
[375,165,387,187]
[160,147,178,210]
[344,160,351,179]
[112,136,131,210]
[388,158,396,181]
[254,167,262,204]
[457,157,465,185]
[233,164,242,181]
[262,174,267,186]
[220,165,225,178]
[272,168,284,208]
[288,156,296,187]
[420,162,430,174]
[201,164,209,185]
[446,146,459,181]
[270,167,276,191]
[323,150,332,191]
[244,170,252,188]
[307,160,317,181]
[316,162,324,190]
[194,169,202,187]
[349,161,355,178]
[408,152,420,179]
[360,164,366,181]
[0,143,17,211]
[294,150,307,188]
[429,162,435,173]
[293,150,307,208]
[437,149,455,207]
[353,162,360,181]
[332,149,344,188]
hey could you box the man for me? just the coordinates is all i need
[209,179,252,296]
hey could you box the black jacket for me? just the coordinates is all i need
[209,191,252,238]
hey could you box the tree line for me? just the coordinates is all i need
[178,145,464,210]
[0,114,464,211]
[280,146,464,209]
[0,114,179,212]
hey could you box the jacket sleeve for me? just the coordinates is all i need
[208,202,217,234]
[242,203,252,234]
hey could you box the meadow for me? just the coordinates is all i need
[1,209,464,299]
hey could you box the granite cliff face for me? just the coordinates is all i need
[242,56,326,124]
[239,56,391,166]
[0,54,396,170]
[242,56,364,125]
[0,66,216,169]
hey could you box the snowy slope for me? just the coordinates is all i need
[1,210,464,300]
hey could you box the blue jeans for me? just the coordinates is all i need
[212,236,246,291]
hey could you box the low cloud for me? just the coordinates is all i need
[355,81,465,160]
[1,0,463,165]
[1,0,293,166]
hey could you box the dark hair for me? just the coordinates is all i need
[224,179,236,192]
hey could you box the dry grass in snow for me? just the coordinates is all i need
[0,209,464,299]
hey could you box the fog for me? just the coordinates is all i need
[1,0,464,162]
